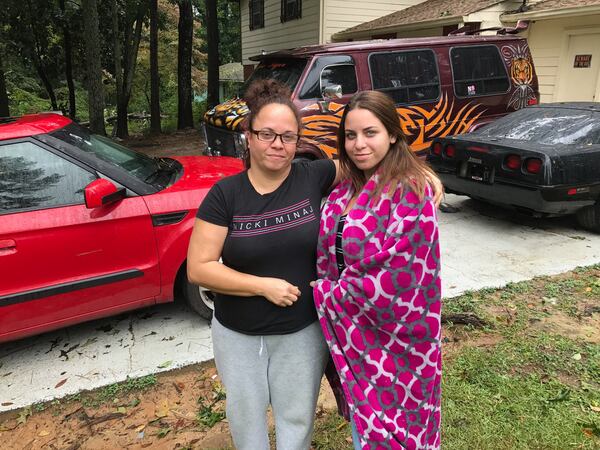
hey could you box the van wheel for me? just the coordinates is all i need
[576,203,600,233]
[183,280,214,321]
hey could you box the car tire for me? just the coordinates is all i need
[183,280,215,321]
[576,203,600,233]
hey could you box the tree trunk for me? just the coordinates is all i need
[112,0,124,137]
[82,0,106,135]
[59,0,76,118]
[149,0,161,133]
[25,0,58,111]
[177,0,194,129]
[205,0,219,109]
[33,62,59,111]
[115,0,148,138]
[0,51,9,117]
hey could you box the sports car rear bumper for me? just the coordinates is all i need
[439,173,597,216]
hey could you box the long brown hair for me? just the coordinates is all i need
[242,79,302,168]
[337,90,440,200]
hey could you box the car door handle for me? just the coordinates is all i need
[0,239,17,256]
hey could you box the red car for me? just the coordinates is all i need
[0,114,242,343]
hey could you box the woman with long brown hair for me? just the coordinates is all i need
[312,90,442,449]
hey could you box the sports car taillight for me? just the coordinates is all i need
[432,142,442,156]
[504,154,521,171]
[444,144,456,158]
[525,157,542,174]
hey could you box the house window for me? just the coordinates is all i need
[281,0,301,22]
[451,45,509,97]
[249,0,264,30]
[369,50,440,105]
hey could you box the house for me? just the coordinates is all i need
[238,0,425,76]
[502,0,600,102]
[330,0,523,41]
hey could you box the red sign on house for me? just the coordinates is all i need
[574,54,592,68]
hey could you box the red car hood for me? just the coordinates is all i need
[142,155,243,214]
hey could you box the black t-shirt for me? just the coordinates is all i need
[196,159,336,335]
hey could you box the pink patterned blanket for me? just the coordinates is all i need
[313,176,442,450]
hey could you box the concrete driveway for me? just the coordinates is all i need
[1,193,599,412]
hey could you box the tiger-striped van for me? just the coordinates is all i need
[203,33,539,160]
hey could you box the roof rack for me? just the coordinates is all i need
[449,20,529,36]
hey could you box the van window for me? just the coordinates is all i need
[451,46,510,97]
[243,59,307,93]
[369,50,440,105]
[299,55,357,100]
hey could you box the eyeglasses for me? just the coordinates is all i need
[250,129,299,144]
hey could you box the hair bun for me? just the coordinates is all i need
[243,79,292,112]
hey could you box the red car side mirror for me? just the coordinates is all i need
[84,178,126,209]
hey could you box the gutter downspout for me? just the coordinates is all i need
[319,0,325,44]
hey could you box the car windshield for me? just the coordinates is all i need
[240,58,307,94]
[49,124,158,182]
[475,107,600,145]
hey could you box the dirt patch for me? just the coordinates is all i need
[0,364,232,450]
[532,310,600,344]
[121,128,207,158]
[0,362,339,450]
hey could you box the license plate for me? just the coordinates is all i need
[462,161,494,184]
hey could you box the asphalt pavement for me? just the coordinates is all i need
[1,193,599,412]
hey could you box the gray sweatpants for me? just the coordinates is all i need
[211,317,329,450]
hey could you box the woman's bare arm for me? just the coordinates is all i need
[187,219,300,307]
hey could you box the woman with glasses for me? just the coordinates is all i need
[312,90,442,449]
[187,79,339,450]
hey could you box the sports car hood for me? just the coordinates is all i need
[204,98,249,131]
[142,155,243,214]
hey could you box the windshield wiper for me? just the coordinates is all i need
[144,157,177,184]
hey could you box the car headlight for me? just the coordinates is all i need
[234,132,247,159]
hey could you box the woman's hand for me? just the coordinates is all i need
[425,171,444,207]
[259,278,301,307]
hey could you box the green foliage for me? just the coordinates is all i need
[311,410,352,450]
[443,334,600,449]
[96,374,158,403]
[3,0,220,133]
[196,383,226,428]
[195,0,241,67]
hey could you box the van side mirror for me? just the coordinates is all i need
[84,178,126,209]
[322,84,342,99]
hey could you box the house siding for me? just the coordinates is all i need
[240,0,320,64]
[323,0,424,42]
[525,15,600,102]
[466,0,522,29]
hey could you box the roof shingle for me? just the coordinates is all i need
[336,0,505,36]
[517,0,600,12]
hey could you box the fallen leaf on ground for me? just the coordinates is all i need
[135,424,146,432]
[572,353,582,361]
[155,399,169,418]
[38,430,50,437]
[157,361,172,369]
[591,406,600,413]
[1,402,13,406]
[55,378,68,388]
